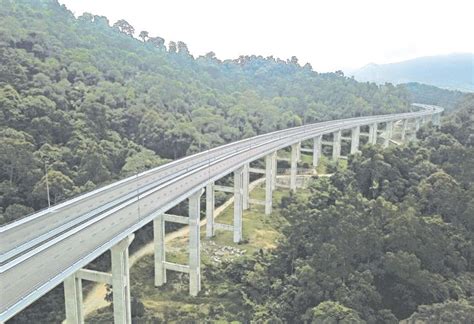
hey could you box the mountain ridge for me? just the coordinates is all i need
[349,53,474,92]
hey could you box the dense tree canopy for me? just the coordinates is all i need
[0,0,413,224]
[214,97,474,323]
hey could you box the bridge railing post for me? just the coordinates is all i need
[111,234,135,324]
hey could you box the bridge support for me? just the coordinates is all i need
[401,119,408,141]
[272,151,277,190]
[154,213,166,286]
[332,130,341,160]
[64,234,134,324]
[265,154,273,215]
[154,190,203,296]
[313,135,322,167]
[242,163,249,210]
[295,141,302,162]
[413,118,421,141]
[350,126,360,154]
[290,143,298,192]
[369,123,378,145]
[188,190,202,296]
[111,234,134,324]
[415,118,421,132]
[233,167,244,243]
[432,113,441,126]
[64,274,84,324]
[205,182,215,238]
[383,121,393,148]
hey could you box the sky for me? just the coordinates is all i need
[59,0,474,72]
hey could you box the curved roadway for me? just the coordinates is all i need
[0,104,442,321]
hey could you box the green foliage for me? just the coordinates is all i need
[219,102,474,322]
[0,0,412,224]
[403,82,466,111]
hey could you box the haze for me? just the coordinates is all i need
[59,0,474,72]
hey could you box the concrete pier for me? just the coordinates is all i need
[401,119,408,141]
[332,130,342,160]
[369,123,378,145]
[111,235,134,324]
[64,274,84,324]
[271,151,277,190]
[188,190,202,296]
[350,126,360,154]
[154,214,166,286]
[290,143,298,192]
[233,167,244,243]
[313,135,322,167]
[265,154,273,215]
[383,121,393,148]
[242,164,249,210]
[205,182,215,238]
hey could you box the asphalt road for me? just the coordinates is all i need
[0,105,442,321]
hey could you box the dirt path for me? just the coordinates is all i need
[82,177,267,317]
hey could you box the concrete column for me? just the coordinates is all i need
[188,190,202,296]
[332,130,341,160]
[242,163,249,210]
[413,118,421,141]
[313,135,322,167]
[401,119,408,141]
[436,113,441,126]
[154,215,166,286]
[205,182,215,238]
[350,126,360,154]
[415,118,421,132]
[383,121,393,148]
[296,141,302,162]
[233,167,243,243]
[64,274,84,324]
[290,143,298,192]
[271,151,277,190]
[369,123,378,145]
[111,234,134,324]
[265,154,273,215]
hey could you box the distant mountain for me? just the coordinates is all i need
[349,53,474,92]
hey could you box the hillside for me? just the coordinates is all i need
[350,53,474,92]
[403,82,466,111]
[0,0,412,224]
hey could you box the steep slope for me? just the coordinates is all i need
[0,0,412,223]
[350,53,474,92]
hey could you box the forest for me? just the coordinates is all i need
[1,0,472,323]
[0,0,411,224]
[214,96,474,323]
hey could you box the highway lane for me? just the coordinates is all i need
[0,106,442,321]
[0,117,353,263]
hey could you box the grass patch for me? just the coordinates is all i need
[86,183,307,322]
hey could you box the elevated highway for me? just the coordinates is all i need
[0,104,442,323]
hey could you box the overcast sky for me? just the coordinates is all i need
[59,0,474,72]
